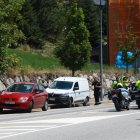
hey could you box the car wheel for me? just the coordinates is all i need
[136,100,140,109]
[0,108,3,113]
[138,104,140,109]
[42,100,48,111]
[27,101,33,113]
[67,98,72,108]
[83,97,89,106]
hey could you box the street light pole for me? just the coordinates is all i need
[93,0,106,100]
[99,0,103,101]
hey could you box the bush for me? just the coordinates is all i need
[18,44,31,51]
[6,54,21,68]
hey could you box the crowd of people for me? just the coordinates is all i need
[91,72,140,105]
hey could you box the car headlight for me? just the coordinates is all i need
[19,97,29,103]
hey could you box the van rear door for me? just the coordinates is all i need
[78,80,89,101]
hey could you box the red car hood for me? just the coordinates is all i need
[0,92,31,99]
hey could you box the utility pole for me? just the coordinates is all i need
[92,0,106,100]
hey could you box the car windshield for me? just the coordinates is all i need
[49,81,73,90]
[7,84,33,93]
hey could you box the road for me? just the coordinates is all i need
[0,101,140,140]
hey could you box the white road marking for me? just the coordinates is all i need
[0,133,14,134]
[1,111,140,125]
[0,104,114,122]
[0,129,36,131]
[0,111,140,139]
[0,125,57,128]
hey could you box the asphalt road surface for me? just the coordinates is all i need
[0,101,140,140]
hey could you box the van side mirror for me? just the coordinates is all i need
[73,87,79,91]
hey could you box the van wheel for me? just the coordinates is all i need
[27,101,33,113]
[67,98,72,108]
[83,97,89,106]
[42,100,48,111]
[0,108,3,113]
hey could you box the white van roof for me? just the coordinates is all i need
[54,77,87,82]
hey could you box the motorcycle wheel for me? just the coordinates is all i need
[114,99,121,111]
[136,100,140,109]
[126,102,130,110]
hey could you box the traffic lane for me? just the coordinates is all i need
[0,103,114,122]
[0,102,138,123]
[0,104,140,140]
[1,110,140,140]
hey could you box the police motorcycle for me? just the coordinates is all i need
[111,83,130,111]
[129,81,140,109]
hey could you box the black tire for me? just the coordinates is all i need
[67,98,72,108]
[138,103,140,109]
[114,99,121,111]
[42,100,48,111]
[136,100,140,109]
[126,103,130,110]
[126,102,130,110]
[27,101,33,113]
[0,108,3,113]
[138,104,140,109]
[83,97,89,106]
[126,105,130,110]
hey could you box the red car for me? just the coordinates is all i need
[0,82,48,113]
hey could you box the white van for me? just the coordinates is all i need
[46,77,90,107]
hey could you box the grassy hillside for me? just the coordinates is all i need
[7,48,63,70]
[7,48,124,74]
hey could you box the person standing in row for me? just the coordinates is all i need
[92,77,101,105]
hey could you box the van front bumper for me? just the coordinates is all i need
[48,94,69,104]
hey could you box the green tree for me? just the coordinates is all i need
[18,0,44,48]
[77,0,100,48]
[0,0,24,74]
[117,26,140,73]
[32,0,66,42]
[55,0,91,76]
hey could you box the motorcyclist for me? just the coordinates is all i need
[112,76,120,89]
[117,83,130,101]
[129,81,138,101]
[135,80,140,91]
[121,73,129,89]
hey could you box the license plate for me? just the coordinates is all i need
[49,97,55,101]
[5,101,15,104]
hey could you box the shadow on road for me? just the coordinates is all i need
[0,109,39,115]
[49,103,90,109]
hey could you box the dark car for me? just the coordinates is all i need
[0,82,48,113]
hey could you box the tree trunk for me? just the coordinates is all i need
[72,70,75,77]
[126,54,128,73]
[126,62,128,73]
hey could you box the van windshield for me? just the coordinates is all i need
[49,81,73,90]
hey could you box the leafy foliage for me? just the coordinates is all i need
[77,0,100,48]
[17,0,44,48]
[55,0,91,76]
[6,54,21,68]
[0,0,24,74]
[31,0,66,42]
[117,25,140,72]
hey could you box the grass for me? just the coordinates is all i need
[7,48,127,74]
[7,48,63,70]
